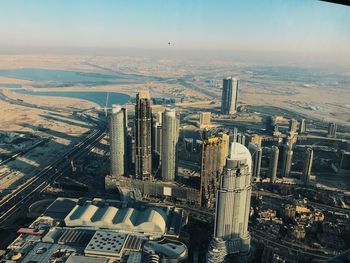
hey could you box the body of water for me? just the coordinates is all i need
[0,83,22,89]
[0,68,162,86]
[13,89,130,107]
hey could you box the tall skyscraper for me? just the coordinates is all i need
[221,77,239,115]
[248,143,262,179]
[237,133,246,146]
[135,91,153,180]
[109,105,126,177]
[289,119,298,134]
[200,136,225,208]
[302,147,313,185]
[207,142,252,262]
[218,132,229,168]
[327,122,337,138]
[269,146,279,183]
[161,109,179,182]
[281,144,293,178]
[299,119,306,134]
[152,111,163,154]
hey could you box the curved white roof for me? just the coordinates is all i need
[229,142,252,172]
[64,203,167,234]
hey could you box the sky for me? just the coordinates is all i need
[0,0,349,61]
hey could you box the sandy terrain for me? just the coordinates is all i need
[0,96,96,190]
[0,54,348,126]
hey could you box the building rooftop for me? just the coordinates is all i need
[1,197,187,262]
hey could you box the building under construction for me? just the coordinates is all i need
[199,136,225,208]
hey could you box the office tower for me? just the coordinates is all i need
[289,119,298,133]
[281,144,293,177]
[302,147,313,185]
[269,146,279,183]
[207,142,252,262]
[299,119,306,134]
[135,91,153,180]
[237,133,246,146]
[248,143,262,178]
[126,129,133,174]
[218,132,229,168]
[221,77,239,115]
[152,111,163,165]
[199,112,212,128]
[327,122,337,138]
[200,136,225,208]
[161,109,179,181]
[109,105,126,177]
[339,150,350,172]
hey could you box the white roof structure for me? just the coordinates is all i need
[64,203,167,234]
[229,142,252,172]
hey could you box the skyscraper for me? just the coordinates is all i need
[302,147,313,185]
[289,119,298,134]
[327,122,337,138]
[152,111,163,172]
[221,77,239,115]
[281,144,293,178]
[218,132,229,168]
[299,119,306,134]
[248,143,262,179]
[161,109,179,182]
[207,142,252,262]
[200,136,225,208]
[109,105,126,177]
[269,146,279,183]
[135,91,153,180]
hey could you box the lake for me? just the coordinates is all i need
[0,68,163,86]
[13,90,130,107]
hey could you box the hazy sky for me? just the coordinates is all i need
[1,0,350,57]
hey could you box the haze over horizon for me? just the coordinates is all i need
[1,0,350,67]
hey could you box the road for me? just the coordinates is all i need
[0,128,105,226]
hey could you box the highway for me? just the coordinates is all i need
[0,91,86,114]
[0,128,105,226]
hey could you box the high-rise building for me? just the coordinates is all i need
[248,143,262,179]
[302,148,313,185]
[327,122,337,138]
[199,136,225,208]
[237,133,246,146]
[135,91,153,180]
[109,105,126,177]
[289,119,298,134]
[207,142,252,262]
[269,146,279,183]
[199,112,211,128]
[218,132,229,168]
[281,144,293,178]
[221,77,239,115]
[299,119,306,134]
[152,111,163,168]
[161,109,179,182]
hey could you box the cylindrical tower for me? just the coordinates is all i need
[208,142,252,262]
[109,105,125,177]
[282,144,293,178]
[161,109,179,181]
[269,146,279,183]
[302,147,313,185]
